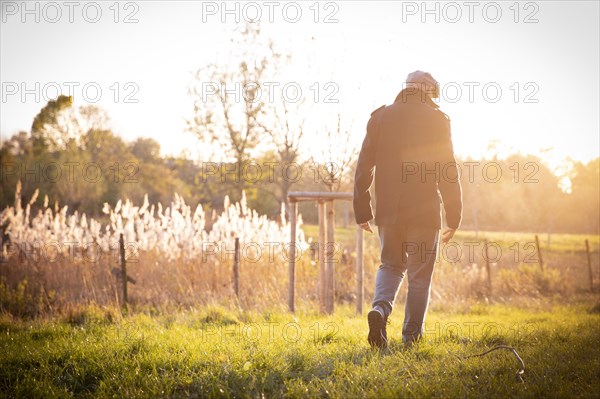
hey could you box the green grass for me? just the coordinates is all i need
[1,302,599,398]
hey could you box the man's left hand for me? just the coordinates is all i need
[441,228,456,243]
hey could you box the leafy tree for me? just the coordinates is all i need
[131,137,161,163]
[30,94,73,150]
[568,158,600,233]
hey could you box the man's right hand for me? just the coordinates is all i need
[441,228,456,243]
[359,222,373,233]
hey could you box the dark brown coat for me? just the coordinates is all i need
[353,88,462,229]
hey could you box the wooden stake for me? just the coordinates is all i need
[119,233,127,307]
[535,235,544,272]
[233,237,240,297]
[325,200,335,314]
[318,201,326,313]
[356,226,364,314]
[585,239,593,291]
[288,201,297,312]
[484,238,492,296]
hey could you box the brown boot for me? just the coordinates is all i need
[367,308,388,349]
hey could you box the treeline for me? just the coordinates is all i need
[456,154,599,234]
[1,98,598,234]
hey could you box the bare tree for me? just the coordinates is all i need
[189,23,311,210]
[313,113,359,192]
[188,23,272,199]
[256,83,309,207]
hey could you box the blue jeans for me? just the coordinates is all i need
[372,225,440,345]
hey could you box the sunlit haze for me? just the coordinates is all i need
[1,1,599,167]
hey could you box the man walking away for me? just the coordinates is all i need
[353,70,463,349]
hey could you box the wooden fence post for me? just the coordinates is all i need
[484,238,492,296]
[233,237,240,297]
[535,235,544,272]
[585,239,593,291]
[287,192,357,314]
[325,200,335,314]
[318,201,326,313]
[119,233,128,308]
[288,200,297,312]
[356,226,364,314]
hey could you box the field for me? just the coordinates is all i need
[1,302,599,398]
[301,225,599,308]
[1,218,599,398]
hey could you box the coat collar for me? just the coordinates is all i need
[394,88,440,109]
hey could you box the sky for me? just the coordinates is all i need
[1,1,599,167]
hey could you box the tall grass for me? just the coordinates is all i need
[1,182,598,318]
[1,182,312,315]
